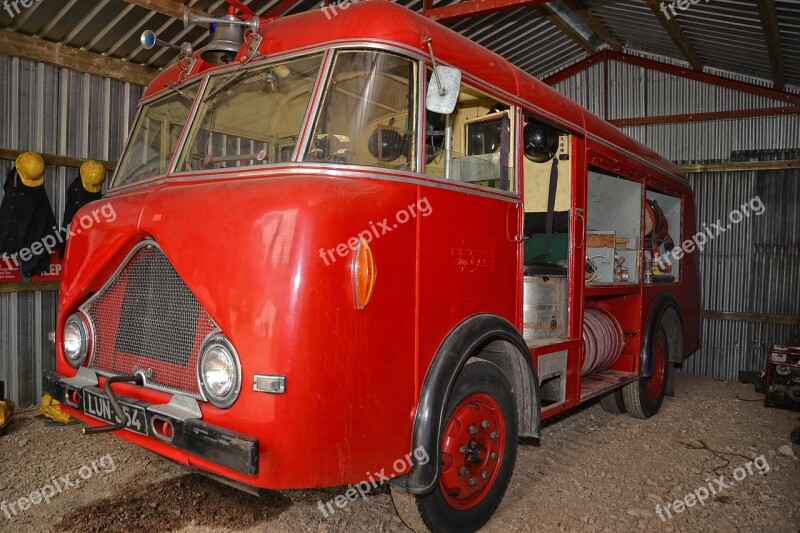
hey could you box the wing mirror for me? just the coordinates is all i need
[426,66,461,115]
[423,37,460,115]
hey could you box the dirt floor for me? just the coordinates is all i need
[0,372,798,533]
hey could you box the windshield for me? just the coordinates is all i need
[114,82,199,187]
[305,51,417,171]
[176,54,324,172]
[112,50,418,187]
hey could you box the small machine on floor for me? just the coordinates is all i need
[765,345,800,411]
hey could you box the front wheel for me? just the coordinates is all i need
[392,361,518,533]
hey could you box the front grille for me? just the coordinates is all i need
[83,242,216,397]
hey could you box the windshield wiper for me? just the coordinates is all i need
[204,70,254,102]
[163,82,195,102]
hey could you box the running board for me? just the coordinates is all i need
[580,370,638,403]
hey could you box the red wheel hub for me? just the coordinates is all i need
[439,393,505,510]
[646,337,666,400]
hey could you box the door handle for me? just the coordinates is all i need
[575,208,585,249]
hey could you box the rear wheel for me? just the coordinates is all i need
[392,362,518,533]
[600,389,626,414]
[622,323,671,419]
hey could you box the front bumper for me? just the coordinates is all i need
[43,369,258,476]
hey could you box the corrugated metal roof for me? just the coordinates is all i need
[584,0,684,59]
[1,0,797,92]
[448,7,587,77]
[678,0,772,81]
[776,0,800,86]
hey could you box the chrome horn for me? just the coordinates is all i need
[184,6,260,65]
[140,30,194,58]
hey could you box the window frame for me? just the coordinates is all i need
[421,69,518,194]
[111,78,205,189]
[300,48,421,173]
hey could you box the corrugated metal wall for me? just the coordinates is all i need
[0,55,142,405]
[687,169,799,380]
[554,60,800,381]
[553,61,800,162]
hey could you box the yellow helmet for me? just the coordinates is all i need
[80,160,106,193]
[15,152,45,187]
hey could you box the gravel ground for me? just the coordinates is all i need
[0,372,798,533]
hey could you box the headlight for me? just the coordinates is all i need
[198,335,241,408]
[63,313,90,368]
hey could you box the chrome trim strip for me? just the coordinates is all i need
[149,394,203,421]
[89,367,206,401]
[416,58,425,174]
[294,49,334,162]
[63,366,99,389]
[105,163,520,202]
[109,104,142,188]
[167,75,211,176]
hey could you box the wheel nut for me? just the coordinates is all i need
[459,467,469,476]
[469,425,478,435]
[481,471,489,480]
[490,452,499,461]
[490,432,499,440]
[481,420,490,429]
[468,477,477,487]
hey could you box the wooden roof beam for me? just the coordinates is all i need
[643,0,703,71]
[756,0,785,91]
[562,0,623,52]
[539,3,596,55]
[120,0,209,21]
[0,29,157,86]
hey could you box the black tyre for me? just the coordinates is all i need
[392,362,518,533]
[622,323,671,419]
[600,389,626,414]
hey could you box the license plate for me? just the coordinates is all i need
[83,388,148,435]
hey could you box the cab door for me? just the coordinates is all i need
[417,79,520,377]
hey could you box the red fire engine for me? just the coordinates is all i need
[44,1,701,531]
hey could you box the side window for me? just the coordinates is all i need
[305,51,417,172]
[424,74,514,192]
[644,189,682,283]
